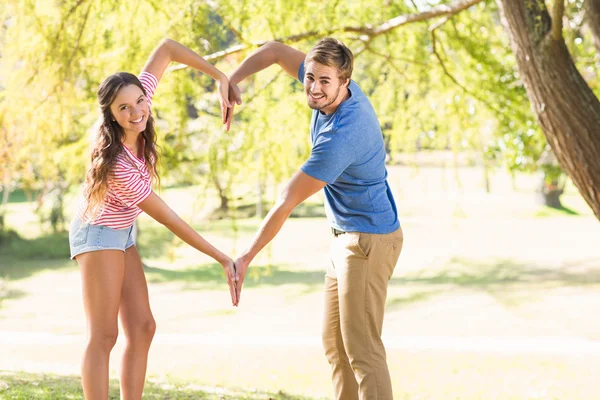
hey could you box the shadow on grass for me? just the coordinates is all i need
[145,263,324,290]
[535,204,580,217]
[209,201,326,220]
[0,231,72,281]
[386,257,600,309]
[385,290,438,310]
[0,286,26,307]
[136,225,176,259]
[290,202,326,219]
[396,257,600,287]
[0,371,323,400]
[5,189,32,204]
[136,220,262,259]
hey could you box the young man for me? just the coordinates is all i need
[228,38,403,400]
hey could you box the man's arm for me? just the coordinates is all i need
[233,171,326,305]
[229,41,306,84]
[225,41,306,130]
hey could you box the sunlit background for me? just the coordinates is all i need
[1,0,599,398]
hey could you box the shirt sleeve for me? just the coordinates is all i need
[300,131,355,184]
[298,61,305,83]
[110,165,152,208]
[138,71,159,108]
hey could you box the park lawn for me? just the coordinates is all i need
[2,167,600,399]
[2,350,599,400]
[0,371,322,400]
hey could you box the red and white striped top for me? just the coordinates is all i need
[76,71,159,230]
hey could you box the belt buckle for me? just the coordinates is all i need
[331,227,345,236]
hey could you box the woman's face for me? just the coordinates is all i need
[109,84,149,135]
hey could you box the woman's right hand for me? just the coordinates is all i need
[217,75,233,125]
[225,81,242,131]
[220,255,238,306]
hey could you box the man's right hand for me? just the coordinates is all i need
[225,82,242,131]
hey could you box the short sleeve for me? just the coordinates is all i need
[138,71,158,108]
[298,61,305,83]
[300,132,355,184]
[110,166,152,208]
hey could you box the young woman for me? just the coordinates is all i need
[68,38,237,400]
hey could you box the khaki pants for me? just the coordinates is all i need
[322,227,403,400]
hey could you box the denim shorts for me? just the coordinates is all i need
[69,218,136,260]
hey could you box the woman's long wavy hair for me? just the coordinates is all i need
[83,72,160,219]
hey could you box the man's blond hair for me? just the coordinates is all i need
[306,38,354,83]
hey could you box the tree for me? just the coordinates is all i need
[203,0,600,219]
[584,0,600,55]
[495,0,600,219]
[3,0,600,225]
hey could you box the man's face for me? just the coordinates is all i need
[304,61,348,115]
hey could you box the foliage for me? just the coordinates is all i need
[1,0,598,223]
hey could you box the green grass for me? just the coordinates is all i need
[0,231,73,282]
[145,262,324,289]
[2,167,600,399]
[534,204,580,217]
[0,232,70,260]
[0,372,323,400]
[5,189,33,204]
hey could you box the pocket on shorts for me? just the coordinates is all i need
[70,220,90,247]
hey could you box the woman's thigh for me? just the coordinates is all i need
[77,250,126,334]
[119,246,154,335]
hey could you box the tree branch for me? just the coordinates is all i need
[362,0,485,37]
[429,17,510,119]
[366,47,429,68]
[53,0,87,43]
[170,0,485,71]
[234,70,284,113]
[207,1,249,44]
[552,0,565,40]
[66,1,93,74]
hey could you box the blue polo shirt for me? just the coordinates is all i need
[298,62,399,234]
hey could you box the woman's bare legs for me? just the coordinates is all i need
[118,246,156,400]
[78,250,125,400]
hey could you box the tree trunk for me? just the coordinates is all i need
[584,0,600,56]
[539,172,565,208]
[212,174,229,211]
[496,0,600,221]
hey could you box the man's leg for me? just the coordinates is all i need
[322,257,359,400]
[333,228,403,400]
